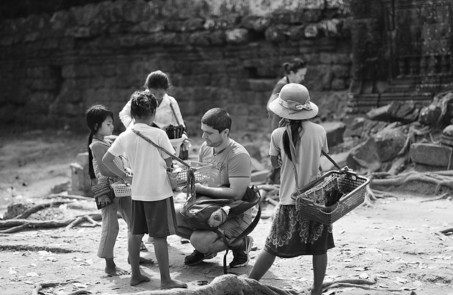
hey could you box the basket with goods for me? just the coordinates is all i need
[171,161,212,187]
[132,129,211,192]
[111,181,131,197]
[291,169,369,225]
[165,124,185,139]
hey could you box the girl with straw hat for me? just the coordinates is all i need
[249,83,334,295]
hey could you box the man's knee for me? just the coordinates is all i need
[190,231,218,253]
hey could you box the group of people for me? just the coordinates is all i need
[85,58,334,295]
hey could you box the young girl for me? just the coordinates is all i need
[86,105,133,276]
[103,91,187,289]
[267,58,307,132]
[119,70,185,130]
[249,84,334,295]
[266,58,308,185]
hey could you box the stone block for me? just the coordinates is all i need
[349,137,380,166]
[321,121,346,147]
[69,152,92,197]
[373,127,406,162]
[226,28,250,44]
[443,124,453,137]
[251,170,270,183]
[410,143,453,167]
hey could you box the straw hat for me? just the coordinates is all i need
[268,83,318,120]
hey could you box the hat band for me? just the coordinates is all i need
[277,97,312,114]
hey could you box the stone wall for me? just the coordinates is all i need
[0,0,353,135]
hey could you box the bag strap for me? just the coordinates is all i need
[321,150,341,170]
[216,204,261,274]
[215,187,262,274]
[169,103,181,126]
[132,129,190,168]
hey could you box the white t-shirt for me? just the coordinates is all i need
[119,94,185,130]
[269,121,328,205]
[108,123,175,202]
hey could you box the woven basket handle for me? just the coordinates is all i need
[321,150,342,170]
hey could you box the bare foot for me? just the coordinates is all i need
[161,279,188,290]
[130,274,151,286]
[105,265,129,276]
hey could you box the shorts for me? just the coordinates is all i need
[131,197,177,238]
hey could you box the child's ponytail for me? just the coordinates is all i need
[87,132,95,180]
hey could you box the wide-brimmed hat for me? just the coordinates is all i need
[269,83,318,120]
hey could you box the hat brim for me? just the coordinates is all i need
[269,98,319,120]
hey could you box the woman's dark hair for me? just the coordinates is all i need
[283,58,307,75]
[201,108,232,134]
[143,70,170,90]
[282,120,304,162]
[130,90,157,120]
[86,105,114,180]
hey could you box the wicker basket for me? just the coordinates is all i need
[292,170,369,225]
[173,161,212,187]
[111,181,131,197]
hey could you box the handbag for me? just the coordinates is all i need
[168,103,189,160]
[91,180,115,210]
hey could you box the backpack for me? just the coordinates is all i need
[180,185,262,274]
[180,185,261,230]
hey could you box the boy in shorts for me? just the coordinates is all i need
[103,91,187,290]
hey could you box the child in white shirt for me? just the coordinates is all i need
[103,91,187,290]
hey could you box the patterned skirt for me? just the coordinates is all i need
[264,204,335,258]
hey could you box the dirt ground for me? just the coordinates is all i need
[0,130,452,295]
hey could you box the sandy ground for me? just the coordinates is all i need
[0,131,452,295]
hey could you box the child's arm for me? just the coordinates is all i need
[91,143,123,178]
[164,157,172,169]
[102,152,132,184]
[119,100,133,129]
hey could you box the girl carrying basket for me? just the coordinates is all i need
[249,83,334,295]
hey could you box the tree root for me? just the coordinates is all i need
[45,193,94,201]
[420,192,451,203]
[66,215,100,230]
[0,213,103,233]
[32,281,90,295]
[0,244,81,253]
[32,282,62,295]
[14,201,74,219]
[369,189,406,199]
[322,282,401,292]
[440,228,453,235]
[371,170,453,194]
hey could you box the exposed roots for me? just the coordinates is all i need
[440,228,453,235]
[32,281,91,295]
[420,192,451,203]
[14,201,74,219]
[0,213,103,233]
[371,170,453,195]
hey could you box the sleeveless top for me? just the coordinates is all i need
[89,139,122,185]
